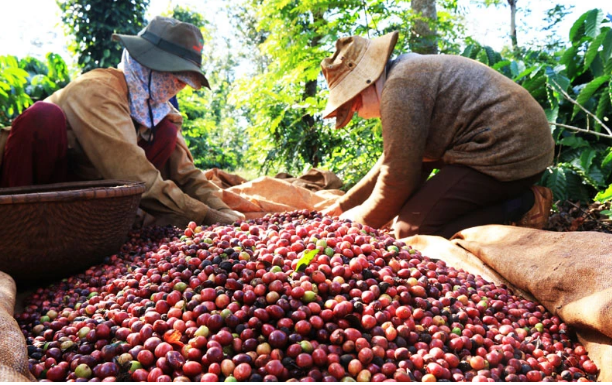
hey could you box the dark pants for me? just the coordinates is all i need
[0,102,68,187]
[393,163,541,239]
[137,119,178,171]
[0,102,178,188]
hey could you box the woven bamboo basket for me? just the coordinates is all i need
[0,180,145,282]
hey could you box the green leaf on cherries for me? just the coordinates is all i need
[295,249,319,272]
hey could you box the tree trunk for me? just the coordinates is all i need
[410,0,438,54]
[508,0,518,51]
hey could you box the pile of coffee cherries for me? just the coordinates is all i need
[16,210,598,382]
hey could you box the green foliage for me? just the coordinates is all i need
[540,4,575,52]
[0,53,72,127]
[32,2,609,208]
[57,0,149,72]
[462,8,612,204]
[0,56,32,126]
[21,54,71,102]
[321,120,383,189]
[168,6,245,172]
[295,249,319,272]
[226,0,465,188]
[595,184,612,202]
[179,82,247,171]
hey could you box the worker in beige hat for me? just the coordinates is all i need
[320,32,554,238]
[0,16,244,227]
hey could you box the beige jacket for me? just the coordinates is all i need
[338,54,555,229]
[1,68,231,227]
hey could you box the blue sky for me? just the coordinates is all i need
[0,0,602,67]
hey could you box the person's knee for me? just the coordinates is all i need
[12,102,65,138]
[155,117,179,139]
[31,101,64,116]
[394,220,419,239]
[24,102,65,123]
[394,218,444,239]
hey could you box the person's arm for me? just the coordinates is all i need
[352,78,433,229]
[60,78,230,227]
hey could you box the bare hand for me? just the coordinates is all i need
[220,208,246,222]
[339,205,362,222]
[322,202,343,217]
[203,208,244,225]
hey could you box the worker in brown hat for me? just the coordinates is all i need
[321,32,554,238]
[0,16,244,227]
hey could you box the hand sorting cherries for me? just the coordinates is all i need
[16,210,599,382]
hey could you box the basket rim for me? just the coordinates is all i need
[0,180,146,205]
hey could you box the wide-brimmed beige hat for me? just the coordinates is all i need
[321,31,399,128]
[112,16,210,89]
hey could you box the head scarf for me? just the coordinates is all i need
[118,50,201,130]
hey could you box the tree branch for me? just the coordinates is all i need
[548,122,612,139]
[547,80,612,136]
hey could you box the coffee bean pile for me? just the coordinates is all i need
[16,210,598,382]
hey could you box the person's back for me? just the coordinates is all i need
[45,68,129,181]
[384,54,554,182]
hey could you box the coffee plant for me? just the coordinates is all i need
[166,5,247,172]
[461,8,612,205]
[4,4,611,206]
[227,0,466,186]
[21,54,71,102]
[0,53,72,127]
[57,0,149,72]
[0,56,32,127]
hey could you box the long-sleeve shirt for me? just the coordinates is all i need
[42,68,230,226]
[337,54,555,229]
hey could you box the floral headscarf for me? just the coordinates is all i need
[118,50,201,130]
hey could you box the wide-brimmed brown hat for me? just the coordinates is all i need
[321,31,399,127]
[112,16,210,89]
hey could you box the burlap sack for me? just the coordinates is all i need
[200,168,343,219]
[403,234,537,303]
[275,168,343,191]
[404,226,612,381]
[204,168,248,189]
[0,271,34,382]
[222,176,343,219]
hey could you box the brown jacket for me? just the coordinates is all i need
[2,68,230,227]
[338,54,555,229]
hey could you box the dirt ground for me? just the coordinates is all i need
[544,200,612,234]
